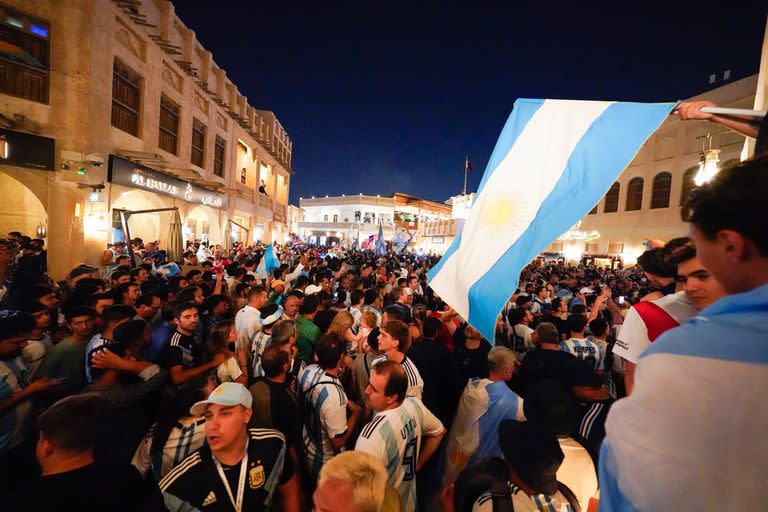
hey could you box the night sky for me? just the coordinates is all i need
[173,3,767,204]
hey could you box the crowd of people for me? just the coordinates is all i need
[0,156,766,511]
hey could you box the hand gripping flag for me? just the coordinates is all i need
[427,99,675,341]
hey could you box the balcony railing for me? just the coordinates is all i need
[258,193,272,209]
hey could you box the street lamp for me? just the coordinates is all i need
[694,133,720,186]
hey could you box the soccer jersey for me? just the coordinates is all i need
[0,355,30,454]
[250,331,271,379]
[613,291,696,364]
[371,354,424,399]
[444,379,525,485]
[84,333,111,382]
[132,417,207,481]
[355,397,444,512]
[160,428,291,512]
[560,337,604,372]
[298,364,348,481]
[161,331,199,369]
[472,483,575,512]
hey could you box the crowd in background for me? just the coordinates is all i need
[0,155,765,511]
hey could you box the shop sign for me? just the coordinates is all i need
[0,128,55,170]
[108,155,228,209]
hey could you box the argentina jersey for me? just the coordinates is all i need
[355,397,444,512]
[250,331,271,378]
[0,355,30,454]
[371,355,424,399]
[298,364,348,481]
[560,337,604,372]
[132,417,207,481]
[444,379,525,485]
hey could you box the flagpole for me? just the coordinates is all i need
[463,156,468,196]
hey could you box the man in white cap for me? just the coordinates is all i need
[160,382,299,512]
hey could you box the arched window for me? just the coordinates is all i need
[625,177,644,211]
[651,172,672,209]
[680,166,697,206]
[603,182,620,213]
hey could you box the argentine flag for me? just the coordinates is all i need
[375,220,386,256]
[427,99,675,341]
[255,243,280,278]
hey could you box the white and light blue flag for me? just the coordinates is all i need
[375,220,386,256]
[427,99,675,341]
[255,243,280,278]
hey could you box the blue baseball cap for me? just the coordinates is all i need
[190,382,253,416]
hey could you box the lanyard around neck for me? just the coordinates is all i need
[213,439,248,512]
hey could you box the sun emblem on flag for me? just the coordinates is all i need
[472,184,536,239]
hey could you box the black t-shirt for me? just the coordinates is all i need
[160,330,199,368]
[160,428,292,512]
[407,339,460,428]
[249,377,299,449]
[539,314,568,338]
[453,339,491,382]
[511,348,603,398]
[313,309,336,334]
[10,463,165,512]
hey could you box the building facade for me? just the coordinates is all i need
[544,75,758,268]
[299,192,452,247]
[0,0,292,278]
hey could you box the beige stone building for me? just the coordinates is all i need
[299,193,452,247]
[0,0,292,279]
[544,75,758,268]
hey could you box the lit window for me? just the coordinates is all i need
[7,17,23,29]
[30,23,48,38]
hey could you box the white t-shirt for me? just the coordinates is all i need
[234,305,262,351]
[613,291,697,364]
[216,356,243,384]
[22,336,50,378]
[356,397,444,512]
[509,324,534,361]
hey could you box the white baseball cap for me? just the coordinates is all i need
[190,382,252,416]
[304,284,322,295]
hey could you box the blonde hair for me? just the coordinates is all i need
[487,346,518,373]
[318,451,388,512]
[328,310,354,334]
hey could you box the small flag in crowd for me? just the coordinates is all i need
[428,98,676,341]
[375,220,386,256]
[256,243,280,277]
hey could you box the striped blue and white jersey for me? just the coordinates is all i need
[250,331,271,379]
[472,482,574,512]
[444,379,525,484]
[560,337,604,372]
[0,355,30,455]
[355,397,444,512]
[132,417,207,481]
[298,364,348,481]
[371,355,424,400]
